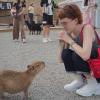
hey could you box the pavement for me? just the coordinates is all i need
[0,28,100,100]
[0,25,12,32]
[0,25,63,32]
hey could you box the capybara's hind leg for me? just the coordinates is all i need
[23,89,28,100]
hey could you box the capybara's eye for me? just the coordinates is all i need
[27,65,31,68]
[36,64,39,67]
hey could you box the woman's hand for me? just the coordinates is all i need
[59,32,73,44]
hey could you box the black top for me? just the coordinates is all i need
[74,28,98,59]
[40,0,48,7]
[13,2,26,12]
[84,0,88,6]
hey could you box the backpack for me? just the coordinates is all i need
[80,24,100,78]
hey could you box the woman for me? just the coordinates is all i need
[58,4,100,96]
[12,0,26,43]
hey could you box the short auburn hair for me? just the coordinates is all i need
[58,4,83,24]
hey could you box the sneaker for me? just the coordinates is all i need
[47,38,52,42]
[13,39,19,42]
[64,79,85,92]
[42,38,48,43]
[22,39,26,43]
[94,85,100,95]
[76,77,100,96]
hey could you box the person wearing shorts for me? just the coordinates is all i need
[41,0,57,43]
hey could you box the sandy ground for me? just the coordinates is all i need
[0,29,100,100]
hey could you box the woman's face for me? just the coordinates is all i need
[60,17,77,33]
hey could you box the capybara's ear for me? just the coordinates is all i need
[27,65,31,69]
[31,66,35,70]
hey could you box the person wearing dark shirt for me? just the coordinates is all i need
[40,0,57,43]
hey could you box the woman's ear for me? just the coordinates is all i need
[74,18,78,24]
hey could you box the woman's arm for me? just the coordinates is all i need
[69,25,95,60]
[18,7,26,16]
[59,24,95,61]
[58,39,69,63]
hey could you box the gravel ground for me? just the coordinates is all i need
[0,29,100,100]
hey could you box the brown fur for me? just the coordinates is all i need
[0,61,45,99]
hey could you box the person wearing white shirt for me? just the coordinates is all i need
[28,3,34,23]
[41,0,55,43]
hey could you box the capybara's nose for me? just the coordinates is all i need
[41,61,45,67]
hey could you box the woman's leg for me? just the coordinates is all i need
[42,14,52,43]
[20,15,26,43]
[28,13,33,22]
[62,48,91,73]
[42,25,50,43]
[61,49,85,91]
[76,74,100,96]
[13,18,19,40]
[62,49,76,71]
[72,52,90,73]
[71,52,100,96]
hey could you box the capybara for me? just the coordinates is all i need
[0,61,45,100]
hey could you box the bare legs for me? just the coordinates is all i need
[42,25,52,43]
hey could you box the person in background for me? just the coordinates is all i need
[11,5,17,17]
[58,4,100,97]
[28,3,34,24]
[40,0,57,43]
[55,6,62,26]
[12,0,26,43]
[83,0,97,27]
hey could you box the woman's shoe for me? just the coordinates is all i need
[22,39,26,43]
[13,39,19,42]
[42,38,48,43]
[76,76,99,96]
[64,80,84,92]
[47,38,52,42]
[64,74,85,92]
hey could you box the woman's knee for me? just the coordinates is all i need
[72,52,90,72]
[72,53,82,62]
[61,49,73,61]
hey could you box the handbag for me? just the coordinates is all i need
[88,48,100,78]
